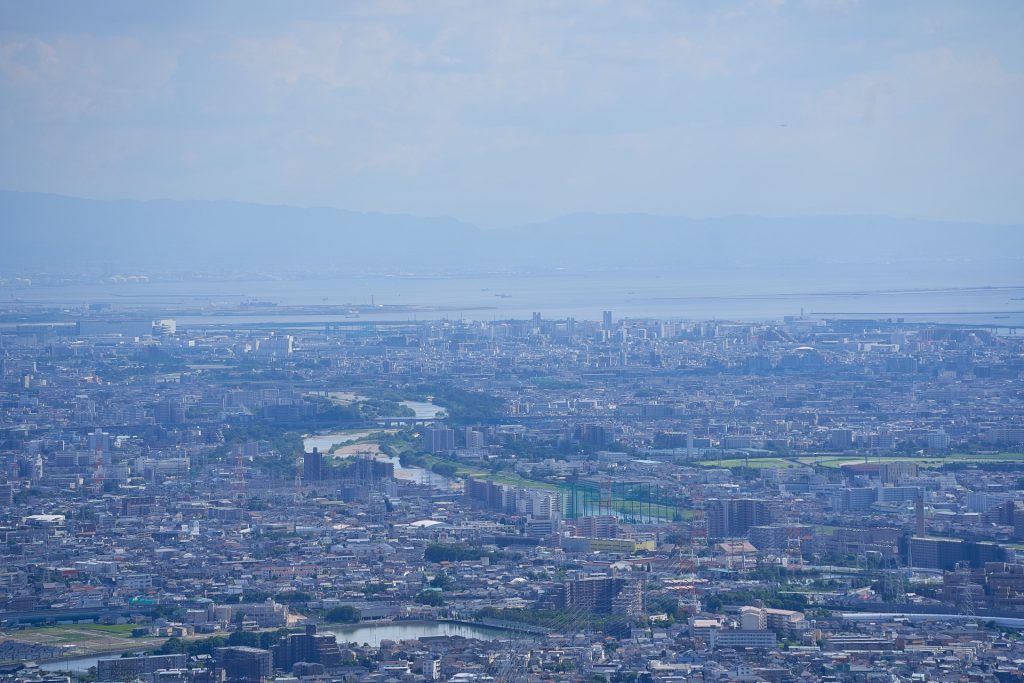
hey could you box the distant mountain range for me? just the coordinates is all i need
[2,190,1022,275]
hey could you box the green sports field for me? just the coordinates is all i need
[0,623,162,662]
[687,452,1024,470]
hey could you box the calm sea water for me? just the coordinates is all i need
[5,267,1024,327]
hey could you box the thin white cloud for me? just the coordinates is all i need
[0,1,1021,226]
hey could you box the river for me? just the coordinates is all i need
[322,620,510,646]
[301,398,451,488]
[302,399,446,453]
[401,400,447,420]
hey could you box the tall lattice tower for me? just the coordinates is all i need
[233,444,245,499]
[953,563,978,617]
[915,496,925,537]
[91,447,105,492]
[882,568,905,604]
[785,525,804,567]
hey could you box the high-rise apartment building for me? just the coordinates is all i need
[271,624,342,671]
[215,646,272,683]
[303,448,324,482]
[421,426,455,453]
[554,575,639,615]
[706,498,772,540]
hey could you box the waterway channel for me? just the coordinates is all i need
[301,398,453,489]
[40,621,509,672]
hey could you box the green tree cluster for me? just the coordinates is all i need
[155,629,291,657]
[326,605,362,623]
[424,543,484,563]
[429,571,454,590]
[702,589,808,613]
[414,590,445,606]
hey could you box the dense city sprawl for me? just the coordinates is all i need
[2,312,1024,683]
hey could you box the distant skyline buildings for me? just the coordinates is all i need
[2,300,1024,679]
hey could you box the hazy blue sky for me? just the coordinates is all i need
[1,1,1021,227]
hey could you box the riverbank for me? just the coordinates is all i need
[3,623,162,669]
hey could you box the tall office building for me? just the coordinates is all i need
[602,310,613,331]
